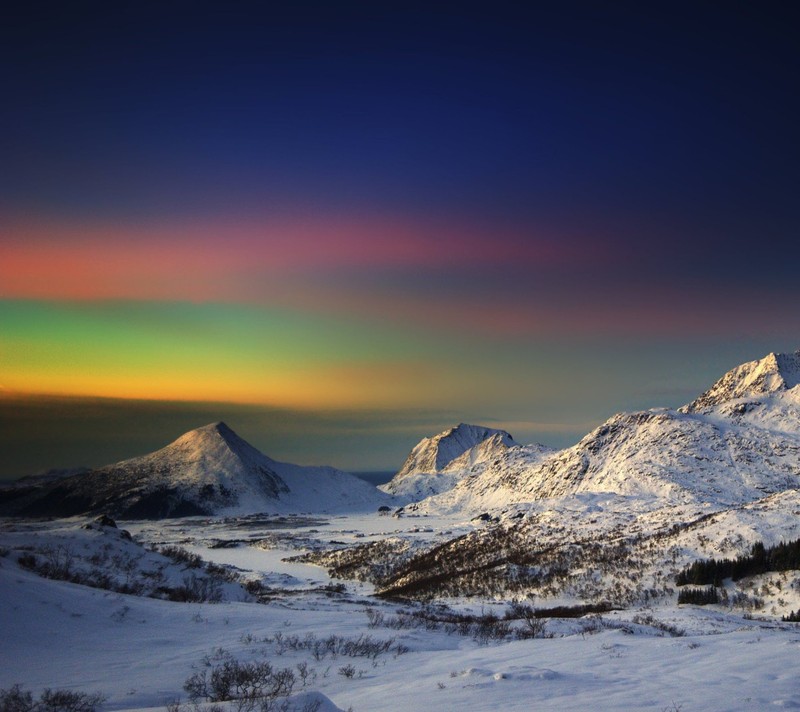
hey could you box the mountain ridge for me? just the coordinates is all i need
[402,349,800,514]
[4,349,800,520]
[0,422,387,519]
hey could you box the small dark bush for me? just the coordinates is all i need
[505,602,546,638]
[244,579,270,597]
[0,684,33,712]
[365,607,384,628]
[337,665,356,679]
[0,685,106,712]
[17,554,36,570]
[532,602,614,618]
[471,612,511,644]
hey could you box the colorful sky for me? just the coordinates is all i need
[1,3,799,478]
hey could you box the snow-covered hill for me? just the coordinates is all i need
[381,423,546,502]
[0,422,390,518]
[406,350,800,514]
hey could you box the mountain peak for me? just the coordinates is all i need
[393,423,515,480]
[0,419,391,519]
[682,350,800,413]
[171,421,253,455]
[187,421,233,437]
[210,420,232,433]
[773,351,800,387]
[429,423,515,472]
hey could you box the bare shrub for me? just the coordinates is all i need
[260,632,400,661]
[364,607,384,628]
[632,613,685,637]
[159,546,203,569]
[184,659,295,707]
[161,574,223,603]
[505,601,546,639]
[0,685,105,712]
[337,665,356,679]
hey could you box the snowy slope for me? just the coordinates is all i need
[409,350,800,514]
[0,422,390,518]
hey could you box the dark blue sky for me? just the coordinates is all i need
[3,2,798,237]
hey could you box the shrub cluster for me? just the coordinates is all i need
[182,633,403,712]
[0,685,105,712]
[288,538,414,585]
[630,613,685,637]
[156,573,223,603]
[362,521,668,605]
[248,631,407,661]
[15,539,236,603]
[364,603,555,643]
[158,546,203,569]
[184,659,296,706]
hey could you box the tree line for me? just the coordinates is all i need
[676,538,800,586]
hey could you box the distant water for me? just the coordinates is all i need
[351,471,395,486]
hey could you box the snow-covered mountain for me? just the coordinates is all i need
[682,350,800,413]
[0,422,389,519]
[405,350,800,513]
[395,423,516,477]
[381,423,534,501]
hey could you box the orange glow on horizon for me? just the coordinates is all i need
[3,364,444,410]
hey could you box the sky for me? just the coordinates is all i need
[1,2,799,479]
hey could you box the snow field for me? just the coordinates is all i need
[2,513,800,711]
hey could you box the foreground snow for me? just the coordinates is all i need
[2,513,799,712]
